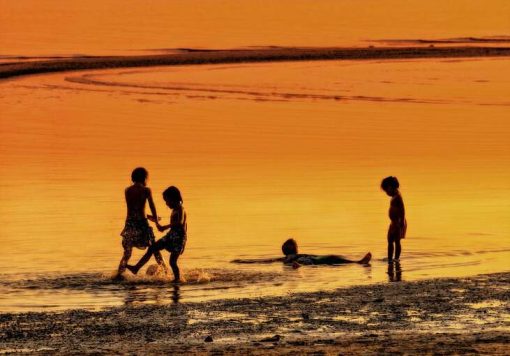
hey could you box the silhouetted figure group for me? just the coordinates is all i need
[116,167,186,282]
[115,167,406,283]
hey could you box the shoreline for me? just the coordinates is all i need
[2,46,510,80]
[1,272,508,354]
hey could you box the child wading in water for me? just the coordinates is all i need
[381,176,407,264]
[128,186,187,282]
[116,167,166,279]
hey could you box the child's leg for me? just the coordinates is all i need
[394,239,402,260]
[315,253,371,265]
[317,255,355,265]
[387,225,397,262]
[357,252,372,264]
[117,246,132,276]
[387,241,394,263]
[169,252,180,282]
[128,240,164,274]
[153,249,170,274]
[127,248,152,274]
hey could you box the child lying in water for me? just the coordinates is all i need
[232,238,371,268]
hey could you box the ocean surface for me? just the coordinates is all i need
[2,0,510,57]
[0,1,509,312]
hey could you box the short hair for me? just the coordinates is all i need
[282,238,298,256]
[163,186,183,203]
[131,167,148,183]
[381,176,400,190]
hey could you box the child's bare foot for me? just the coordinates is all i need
[292,261,302,269]
[358,252,372,264]
[126,265,138,274]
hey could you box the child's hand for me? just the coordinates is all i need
[147,215,161,222]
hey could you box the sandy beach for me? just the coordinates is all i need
[1,272,508,354]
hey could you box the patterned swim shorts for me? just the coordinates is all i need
[159,229,187,254]
[120,218,155,249]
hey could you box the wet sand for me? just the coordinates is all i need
[2,46,510,80]
[1,272,508,354]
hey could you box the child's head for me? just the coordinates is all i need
[163,186,183,208]
[281,238,298,256]
[131,167,148,185]
[381,176,400,196]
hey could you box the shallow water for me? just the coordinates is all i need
[1,0,510,312]
[0,56,509,312]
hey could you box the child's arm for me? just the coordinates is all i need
[157,224,171,231]
[390,195,406,238]
[146,188,161,226]
[160,208,183,230]
[156,208,185,232]
[394,195,406,226]
[390,195,405,225]
[156,209,182,231]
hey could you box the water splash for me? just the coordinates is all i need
[0,267,283,291]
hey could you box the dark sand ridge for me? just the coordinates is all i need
[1,272,508,354]
[375,36,510,45]
[2,46,510,80]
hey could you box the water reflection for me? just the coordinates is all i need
[387,261,403,282]
[361,263,373,281]
[123,284,181,306]
[171,284,181,304]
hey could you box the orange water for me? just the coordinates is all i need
[1,58,509,311]
[0,1,509,312]
[1,0,510,56]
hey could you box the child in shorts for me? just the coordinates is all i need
[115,167,166,279]
[128,186,187,282]
[381,176,407,263]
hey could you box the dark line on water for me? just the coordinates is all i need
[2,46,510,80]
[374,36,510,45]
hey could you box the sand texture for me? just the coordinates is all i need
[1,272,508,354]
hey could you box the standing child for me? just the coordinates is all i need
[128,186,187,282]
[116,167,166,279]
[381,176,407,263]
